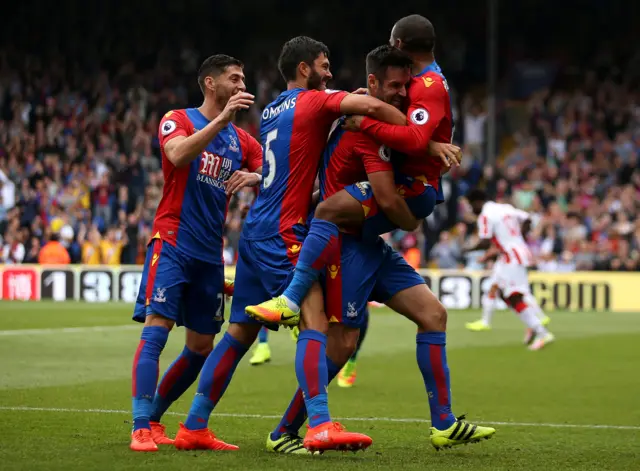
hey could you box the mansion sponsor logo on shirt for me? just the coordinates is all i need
[197,151,233,189]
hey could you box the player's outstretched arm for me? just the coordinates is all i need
[347,83,455,161]
[368,171,420,231]
[164,92,254,167]
[339,94,406,125]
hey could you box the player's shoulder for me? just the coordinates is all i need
[298,88,347,103]
[159,109,190,136]
[480,200,499,215]
[161,109,189,122]
[301,88,345,96]
[410,73,448,97]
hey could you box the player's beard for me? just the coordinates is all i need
[307,69,324,91]
[390,94,406,110]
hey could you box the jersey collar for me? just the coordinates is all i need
[415,60,442,78]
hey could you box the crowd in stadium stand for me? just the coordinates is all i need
[1,3,638,271]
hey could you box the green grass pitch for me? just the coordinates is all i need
[1,302,639,470]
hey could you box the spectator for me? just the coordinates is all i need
[23,237,41,264]
[401,233,422,270]
[430,232,461,269]
[79,225,102,265]
[38,233,71,265]
[463,103,487,163]
[100,227,127,265]
[93,173,114,228]
[1,232,25,264]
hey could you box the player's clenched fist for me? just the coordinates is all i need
[219,92,255,124]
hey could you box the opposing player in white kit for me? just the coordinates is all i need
[465,190,554,351]
[468,247,551,341]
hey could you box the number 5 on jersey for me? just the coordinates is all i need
[263,129,277,188]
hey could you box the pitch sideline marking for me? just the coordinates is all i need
[0,406,638,431]
[0,325,138,336]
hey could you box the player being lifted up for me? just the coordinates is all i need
[265,44,495,453]
[465,190,555,351]
[175,36,409,453]
[129,55,263,452]
[248,14,460,327]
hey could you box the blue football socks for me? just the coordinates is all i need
[283,219,338,310]
[295,330,331,428]
[150,345,207,423]
[184,332,248,430]
[416,332,456,430]
[132,325,170,431]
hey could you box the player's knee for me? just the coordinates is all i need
[299,314,329,334]
[506,293,526,312]
[315,198,356,227]
[416,301,448,332]
[185,330,214,356]
[314,201,339,223]
[145,314,174,331]
[342,330,359,357]
[327,325,359,366]
[300,283,329,333]
[506,293,524,307]
[226,322,262,348]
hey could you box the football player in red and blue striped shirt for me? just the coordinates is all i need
[130,55,262,452]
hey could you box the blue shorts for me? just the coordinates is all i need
[230,234,299,329]
[323,234,424,328]
[344,177,437,237]
[132,239,225,335]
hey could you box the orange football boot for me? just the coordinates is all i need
[150,421,174,445]
[130,428,159,452]
[174,423,239,451]
[303,422,372,452]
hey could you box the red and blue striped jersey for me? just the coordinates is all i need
[319,126,392,200]
[359,61,452,202]
[243,88,348,243]
[153,108,262,264]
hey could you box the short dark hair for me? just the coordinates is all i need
[392,14,436,53]
[278,36,330,82]
[466,189,487,204]
[197,54,244,94]
[366,45,413,82]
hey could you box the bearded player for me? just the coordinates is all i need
[129,55,263,452]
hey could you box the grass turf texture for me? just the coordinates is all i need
[1,302,638,471]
